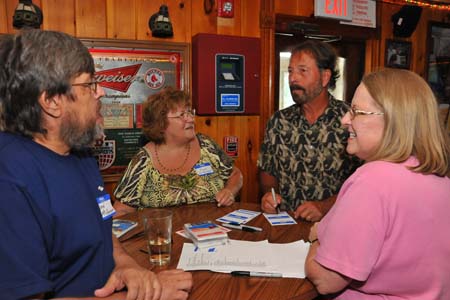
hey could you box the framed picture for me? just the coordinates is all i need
[80,38,189,175]
[425,21,450,106]
[385,39,412,69]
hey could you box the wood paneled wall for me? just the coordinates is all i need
[0,0,448,203]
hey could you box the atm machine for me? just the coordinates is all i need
[192,33,261,115]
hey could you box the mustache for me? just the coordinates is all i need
[289,84,305,92]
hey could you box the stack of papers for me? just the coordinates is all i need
[184,221,229,249]
[177,239,310,278]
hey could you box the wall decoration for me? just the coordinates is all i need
[385,39,412,69]
[81,39,189,175]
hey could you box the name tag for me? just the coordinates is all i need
[97,194,116,220]
[194,162,214,176]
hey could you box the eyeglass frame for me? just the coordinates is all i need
[167,109,196,120]
[71,81,99,93]
[349,106,384,120]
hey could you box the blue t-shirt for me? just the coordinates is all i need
[0,132,114,298]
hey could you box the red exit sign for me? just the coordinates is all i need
[314,0,353,21]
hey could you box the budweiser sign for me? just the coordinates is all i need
[95,64,141,93]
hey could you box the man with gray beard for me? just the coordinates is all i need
[0,29,192,300]
[258,40,360,222]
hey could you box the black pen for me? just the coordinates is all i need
[221,223,262,232]
[231,271,282,278]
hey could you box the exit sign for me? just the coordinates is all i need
[314,0,353,21]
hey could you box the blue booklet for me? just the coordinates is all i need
[112,219,138,238]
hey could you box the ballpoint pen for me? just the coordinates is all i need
[221,222,262,232]
[271,187,281,214]
[231,271,282,278]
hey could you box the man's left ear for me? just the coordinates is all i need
[39,92,64,118]
[321,69,332,87]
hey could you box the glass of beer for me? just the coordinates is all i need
[142,209,172,266]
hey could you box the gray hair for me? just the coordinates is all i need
[0,29,95,137]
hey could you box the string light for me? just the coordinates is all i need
[378,0,450,10]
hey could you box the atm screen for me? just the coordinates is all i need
[221,62,233,70]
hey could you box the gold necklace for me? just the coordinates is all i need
[155,143,191,172]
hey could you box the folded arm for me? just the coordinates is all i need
[305,241,351,295]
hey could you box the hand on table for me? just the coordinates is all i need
[95,263,161,300]
[215,188,235,207]
[261,191,281,213]
[294,201,323,222]
[157,269,193,300]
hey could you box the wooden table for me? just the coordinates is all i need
[120,202,318,300]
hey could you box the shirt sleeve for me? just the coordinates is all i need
[113,148,149,207]
[257,116,277,175]
[199,134,234,180]
[0,181,52,298]
[315,169,388,281]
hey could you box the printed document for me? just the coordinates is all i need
[177,239,310,278]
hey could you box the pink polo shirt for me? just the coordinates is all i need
[316,157,450,300]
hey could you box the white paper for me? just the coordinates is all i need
[263,212,297,226]
[216,209,261,224]
[177,239,310,278]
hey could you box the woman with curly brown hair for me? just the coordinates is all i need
[113,87,242,215]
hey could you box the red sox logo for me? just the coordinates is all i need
[144,68,165,89]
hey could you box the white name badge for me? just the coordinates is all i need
[97,194,116,220]
[194,162,214,176]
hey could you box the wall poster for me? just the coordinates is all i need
[82,39,189,176]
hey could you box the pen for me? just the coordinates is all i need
[221,223,262,232]
[231,271,282,278]
[271,187,281,214]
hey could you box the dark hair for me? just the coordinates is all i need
[291,40,339,90]
[142,86,191,144]
[0,29,95,137]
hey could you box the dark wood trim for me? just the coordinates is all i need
[259,0,276,145]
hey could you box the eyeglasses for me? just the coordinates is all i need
[167,109,196,120]
[71,81,98,93]
[349,106,384,120]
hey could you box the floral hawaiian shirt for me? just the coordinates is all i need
[257,95,361,211]
[114,133,233,208]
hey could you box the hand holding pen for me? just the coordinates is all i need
[261,188,281,214]
[271,188,281,214]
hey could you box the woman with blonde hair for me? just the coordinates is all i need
[305,69,450,299]
[113,87,242,215]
